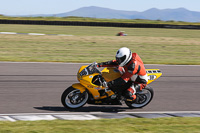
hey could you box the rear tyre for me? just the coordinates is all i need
[61,86,88,109]
[125,85,154,108]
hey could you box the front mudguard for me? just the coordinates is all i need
[72,83,87,93]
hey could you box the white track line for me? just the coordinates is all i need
[0,32,17,34]
[1,116,16,122]
[0,111,200,121]
[0,32,73,36]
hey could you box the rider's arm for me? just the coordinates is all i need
[97,60,118,67]
[121,63,139,82]
[107,62,139,88]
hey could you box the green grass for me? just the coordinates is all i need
[0,24,200,64]
[0,117,200,133]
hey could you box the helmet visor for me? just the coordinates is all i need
[116,55,126,65]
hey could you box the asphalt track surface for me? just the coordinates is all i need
[0,62,200,114]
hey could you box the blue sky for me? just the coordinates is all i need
[1,0,200,15]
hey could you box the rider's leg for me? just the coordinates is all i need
[126,74,148,101]
[126,84,137,101]
[134,74,148,91]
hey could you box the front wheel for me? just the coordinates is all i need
[61,86,88,109]
[125,85,154,108]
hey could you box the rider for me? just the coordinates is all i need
[97,47,148,102]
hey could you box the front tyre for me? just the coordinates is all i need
[61,86,88,109]
[125,85,154,108]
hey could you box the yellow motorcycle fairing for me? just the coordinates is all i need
[101,67,121,82]
[80,73,106,99]
[146,69,162,84]
[72,83,86,93]
[74,65,162,100]
[76,66,117,100]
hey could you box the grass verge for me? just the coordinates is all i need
[0,24,200,64]
[0,117,200,133]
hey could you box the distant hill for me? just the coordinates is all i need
[16,6,200,22]
[134,8,200,22]
[55,6,138,19]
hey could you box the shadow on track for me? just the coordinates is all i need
[34,106,130,112]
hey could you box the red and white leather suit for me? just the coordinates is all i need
[98,53,148,101]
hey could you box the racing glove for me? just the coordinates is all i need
[97,63,104,67]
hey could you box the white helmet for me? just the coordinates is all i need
[115,47,132,67]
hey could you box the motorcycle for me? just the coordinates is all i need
[61,62,162,109]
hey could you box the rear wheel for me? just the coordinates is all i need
[125,85,154,108]
[61,86,88,109]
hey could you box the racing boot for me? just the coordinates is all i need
[125,87,137,103]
